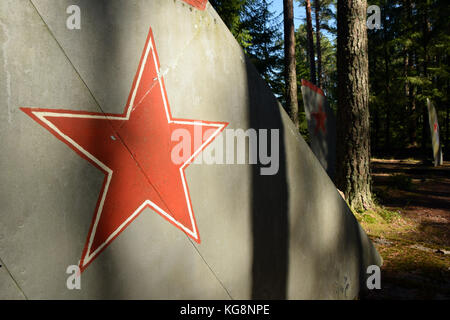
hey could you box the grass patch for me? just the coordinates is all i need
[377,208,400,223]
[362,214,376,224]
[354,206,401,225]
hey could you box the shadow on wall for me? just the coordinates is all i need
[67,0,130,298]
[244,57,290,299]
[244,54,379,299]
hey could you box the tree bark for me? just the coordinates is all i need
[407,52,417,146]
[314,0,322,87]
[405,0,417,146]
[446,78,449,154]
[305,0,317,84]
[421,8,430,157]
[336,0,373,210]
[383,11,391,150]
[283,0,299,128]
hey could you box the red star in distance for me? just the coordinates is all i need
[311,101,327,134]
[21,28,227,272]
[182,0,208,10]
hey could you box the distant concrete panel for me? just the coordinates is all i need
[0,0,380,299]
[301,79,336,180]
[427,98,443,166]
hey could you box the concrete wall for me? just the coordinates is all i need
[301,80,337,180]
[0,0,380,299]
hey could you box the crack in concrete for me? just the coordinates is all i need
[187,236,234,300]
[124,8,213,123]
[0,256,28,300]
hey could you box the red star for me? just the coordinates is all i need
[311,101,327,134]
[434,122,438,132]
[21,28,227,272]
[182,0,208,10]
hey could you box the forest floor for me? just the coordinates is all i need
[358,158,450,300]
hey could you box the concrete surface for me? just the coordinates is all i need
[301,79,336,180]
[0,0,381,299]
[426,98,443,167]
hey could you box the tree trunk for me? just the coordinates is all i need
[421,9,430,157]
[305,0,316,84]
[407,52,417,146]
[405,0,417,146]
[446,80,449,155]
[373,106,380,153]
[446,102,449,156]
[283,0,299,128]
[336,0,373,210]
[383,13,391,150]
[314,0,322,87]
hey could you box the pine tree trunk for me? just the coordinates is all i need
[314,0,322,87]
[305,0,316,84]
[405,0,417,146]
[383,20,391,150]
[336,0,373,210]
[372,103,380,153]
[421,9,430,158]
[446,80,449,154]
[283,0,299,128]
[407,52,417,146]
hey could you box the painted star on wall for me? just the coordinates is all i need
[21,28,228,272]
[311,101,327,134]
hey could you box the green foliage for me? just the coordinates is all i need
[210,0,285,98]
[377,208,400,223]
[368,0,450,155]
[362,214,377,224]
[209,0,252,48]
[355,207,400,225]
[212,0,450,155]
[242,0,285,96]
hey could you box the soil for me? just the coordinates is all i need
[360,159,450,300]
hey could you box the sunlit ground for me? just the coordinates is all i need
[358,159,450,299]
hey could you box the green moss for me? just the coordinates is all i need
[362,214,377,224]
[355,206,401,226]
[377,208,400,223]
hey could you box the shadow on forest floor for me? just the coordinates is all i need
[359,159,450,300]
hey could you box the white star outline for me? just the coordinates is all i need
[22,28,227,270]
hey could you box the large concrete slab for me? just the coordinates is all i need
[1,0,380,299]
